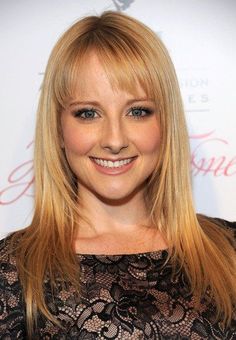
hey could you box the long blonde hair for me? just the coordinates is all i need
[10,11,236,337]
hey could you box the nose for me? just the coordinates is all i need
[100,118,129,154]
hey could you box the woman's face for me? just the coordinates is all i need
[61,54,161,203]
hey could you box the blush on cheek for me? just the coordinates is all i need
[64,129,96,156]
[137,128,161,154]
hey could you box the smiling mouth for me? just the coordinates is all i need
[90,157,137,169]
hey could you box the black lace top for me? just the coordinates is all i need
[0,220,235,339]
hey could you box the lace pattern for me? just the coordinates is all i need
[0,221,235,339]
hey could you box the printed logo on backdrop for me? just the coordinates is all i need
[190,131,236,177]
[109,0,163,38]
[0,142,34,206]
[111,0,135,11]
[179,68,209,114]
[0,132,235,206]
[177,69,235,175]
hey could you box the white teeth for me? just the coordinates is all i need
[93,158,133,168]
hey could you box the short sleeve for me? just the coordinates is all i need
[0,237,26,339]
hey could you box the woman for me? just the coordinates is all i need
[0,11,235,339]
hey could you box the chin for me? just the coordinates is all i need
[92,185,144,205]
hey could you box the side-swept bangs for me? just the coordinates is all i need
[52,20,162,109]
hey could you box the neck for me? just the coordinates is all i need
[76,187,151,238]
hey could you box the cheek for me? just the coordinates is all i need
[63,126,96,156]
[134,124,161,155]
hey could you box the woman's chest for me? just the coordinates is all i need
[36,254,234,339]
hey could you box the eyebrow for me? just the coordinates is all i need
[69,98,154,107]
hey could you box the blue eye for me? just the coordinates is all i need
[74,109,98,120]
[73,106,153,120]
[129,107,153,119]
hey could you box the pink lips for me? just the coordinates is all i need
[90,157,137,175]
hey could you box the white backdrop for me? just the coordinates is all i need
[1,0,236,239]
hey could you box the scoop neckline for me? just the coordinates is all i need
[76,248,169,257]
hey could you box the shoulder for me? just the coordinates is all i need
[0,235,26,338]
[0,234,18,266]
[0,234,20,288]
[0,233,23,299]
[214,218,236,246]
[197,215,236,249]
[198,214,235,230]
[206,216,236,233]
[215,218,236,230]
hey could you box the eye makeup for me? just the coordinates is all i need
[127,106,154,119]
[73,108,98,120]
[73,105,154,121]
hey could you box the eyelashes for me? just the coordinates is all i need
[73,106,154,121]
[128,106,153,119]
[74,108,97,120]
[74,109,96,120]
